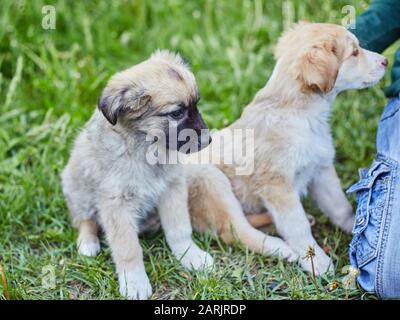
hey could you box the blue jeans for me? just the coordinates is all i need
[347,95,400,299]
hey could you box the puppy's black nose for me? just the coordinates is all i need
[382,58,388,67]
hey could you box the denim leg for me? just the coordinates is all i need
[348,96,400,298]
[377,169,400,298]
[347,157,393,293]
[375,96,400,298]
[377,96,400,160]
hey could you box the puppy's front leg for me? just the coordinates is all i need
[98,197,152,300]
[310,165,355,233]
[262,186,332,275]
[158,176,213,271]
[77,218,101,257]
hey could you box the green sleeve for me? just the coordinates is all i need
[351,0,400,97]
[385,47,400,97]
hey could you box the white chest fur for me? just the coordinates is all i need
[290,104,335,194]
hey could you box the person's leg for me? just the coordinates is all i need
[378,172,400,298]
[348,96,400,298]
[375,95,400,298]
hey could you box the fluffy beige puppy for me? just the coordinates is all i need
[185,22,387,274]
[62,50,213,299]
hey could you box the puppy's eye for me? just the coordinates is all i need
[352,48,359,57]
[169,108,185,120]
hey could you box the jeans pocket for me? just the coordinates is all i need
[347,161,391,268]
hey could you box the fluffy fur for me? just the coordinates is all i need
[186,22,388,274]
[61,50,213,299]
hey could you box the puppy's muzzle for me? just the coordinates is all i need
[194,113,211,151]
[165,111,211,154]
[197,129,212,151]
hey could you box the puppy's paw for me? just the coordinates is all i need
[299,246,333,276]
[176,245,214,272]
[278,245,299,263]
[267,237,299,262]
[77,237,100,257]
[331,204,355,234]
[118,269,152,300]
[338,214,355,234]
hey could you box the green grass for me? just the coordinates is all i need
[0,0,395,300]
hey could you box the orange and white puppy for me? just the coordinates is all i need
[185,22,388,274]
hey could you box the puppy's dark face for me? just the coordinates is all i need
[156,95,211,153]
[98,50,211,154]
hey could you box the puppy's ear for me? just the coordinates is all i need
[98,88,151,125]
[297,43,340,94]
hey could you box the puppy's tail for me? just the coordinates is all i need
[186,165,279,255]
